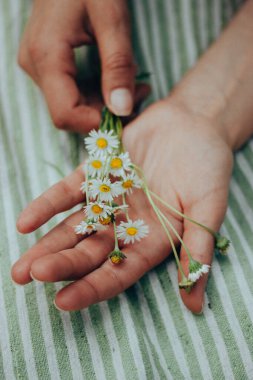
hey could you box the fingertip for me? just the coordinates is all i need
[180,290,204,314]
[54,288,77,311]
[11,261,33,285]
[16,215,27,234]
[53,299,65,312]
[109,88,133,116]
[16,211,36,234]
[179,275,207,314]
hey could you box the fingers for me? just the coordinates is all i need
[17,166,85,233]
[25,42,100,132]
[54,226,170,311]
[87,0,136,116]
[178,193,227,313]
[12,209,85,284]
[41,69,100,133]
[30,227,115,283]
[18,0,101,133]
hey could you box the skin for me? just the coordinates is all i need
[12,1,253,313]
[18,0,145,130]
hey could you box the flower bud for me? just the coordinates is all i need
[108,250,127,265]
[179,278,194,293]
[99,216,112,225]
[215,233,230,255]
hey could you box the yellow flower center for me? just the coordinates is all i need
[87,225,93,230]
[122,180,133,189]
[91,204,103,214]
[126,227,138,236]
[110,256,122,264]
[99,216,111,225]
[91,160,102,169]
[99,184,111,193]
[96,138,108,149]
[110,157,123,169]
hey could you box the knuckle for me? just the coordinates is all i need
[104,52,135,74]
[27,39,48,62]
[17,47,30,71]
[59,180,74,201]
[27,42,40,59]
[52,111,69,130]
[82,278,101,302]
[102,266,125,294]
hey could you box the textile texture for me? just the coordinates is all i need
[0,0,253,379]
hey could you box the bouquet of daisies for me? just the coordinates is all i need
[75,108,230,292]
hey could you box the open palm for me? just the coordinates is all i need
[12,102,233,313]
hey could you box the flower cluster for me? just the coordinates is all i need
[74,107,230,296]
[75,110,148,264]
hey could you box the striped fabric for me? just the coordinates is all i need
[0,0,253,379]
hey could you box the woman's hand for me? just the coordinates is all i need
[18,0,140,132]
[11,101,233,313]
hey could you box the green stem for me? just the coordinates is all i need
[150,190,215,236]
[113,221,119,250]
[132,162,216,237]
[86,168,90,205]
[122,193,130,222]
[158,209,193,261]
[144,187,187,280]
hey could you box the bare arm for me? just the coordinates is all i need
[171,0,253,150]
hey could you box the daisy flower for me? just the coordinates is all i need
[97,204,128,225]
[85,130,119,157]
[74,220,105,235]
[84,202,112,221]
[87,154,106,177]
[188,259,210,282]
[116,219,149,244]
[109,152,132,177]
[215,233,230,255]
[80,179,95,194]
[121,172,142,195]
[108,250,127,265]
[89,178,123,202]
[98,215,113,225]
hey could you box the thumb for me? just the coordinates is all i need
[88,0,136,116]
[178,197,227,314]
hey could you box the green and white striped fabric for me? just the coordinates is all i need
[1,0,253,379]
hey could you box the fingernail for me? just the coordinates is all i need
[195,301,204,315]
[30,271,43,283]
[110,88,133,116]
[53,299,64,312]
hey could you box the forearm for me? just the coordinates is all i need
[170,0,253,151]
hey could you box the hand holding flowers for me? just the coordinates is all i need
[12,102,231,313]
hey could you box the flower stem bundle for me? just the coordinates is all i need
[75,107,230,292]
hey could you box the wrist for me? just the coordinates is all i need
[166,94,232,151]
[165,0,253,152]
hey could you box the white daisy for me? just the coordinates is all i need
[109,152,132,177]
[87,154,106,178]
[80,179,95,194]
[84,202,112,221]
[116,219,149,244]
[89,178,123,202]
[188,259,210,282]
[120,172,142,195]
[74,220,105,235]
[85,130,119,157]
